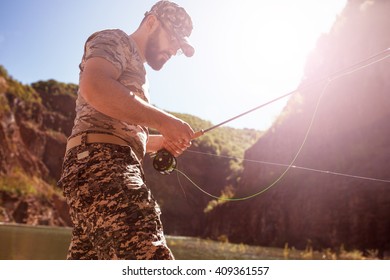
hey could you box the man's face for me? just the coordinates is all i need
[145,22,181,70]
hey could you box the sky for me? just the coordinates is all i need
[0,0,347,131]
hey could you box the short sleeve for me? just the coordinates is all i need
[83,30,128,74]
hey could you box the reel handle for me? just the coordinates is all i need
[152,130,204,175]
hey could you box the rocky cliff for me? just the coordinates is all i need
[204,0,390,257]
[0,74,75,226]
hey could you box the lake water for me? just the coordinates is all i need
[0,223,71,259]
[0,222,291,260]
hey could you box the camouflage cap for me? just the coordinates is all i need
[145,1,194,57]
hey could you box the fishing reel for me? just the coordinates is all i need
[152,149,177,175]
[152,131,203,175]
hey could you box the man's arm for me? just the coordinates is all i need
[146,134,163,153]
[80,57,193,156]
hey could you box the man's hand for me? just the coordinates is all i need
[147,118,194,157]
[157,115,194,156]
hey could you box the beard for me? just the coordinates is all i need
[145,27,170,71]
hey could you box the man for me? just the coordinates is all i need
[58,1,195,260]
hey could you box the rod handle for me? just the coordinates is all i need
[192,130,205,140]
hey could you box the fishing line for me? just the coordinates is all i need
[174,48,390,201]
[174,160,188,200]
[175,79,330,201]
[153,48,390,175]
[184,150,390,184]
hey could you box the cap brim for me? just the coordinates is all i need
[180,37,195,57]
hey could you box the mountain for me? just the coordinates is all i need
[0,72,76,226]
[203,0,390,258]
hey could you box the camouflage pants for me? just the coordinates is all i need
[58,142,174,260]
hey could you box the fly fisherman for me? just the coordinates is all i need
[58,1,195,259]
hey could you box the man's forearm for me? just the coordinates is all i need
[146,135,164,153]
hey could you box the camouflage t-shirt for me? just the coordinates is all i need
[71,29,149,162]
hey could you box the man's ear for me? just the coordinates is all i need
[144,14,159,33]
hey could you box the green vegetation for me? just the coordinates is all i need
[174,112,262,159]
[0,168,37,196]
[169,237,382,260]
[0,167,60,198]
[0,65,8,78]
[31,79,78,97]
[0,89,10,113]
[0,65,41,105]
[172,111,262,186]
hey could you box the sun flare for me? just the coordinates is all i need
[205,0,347,129]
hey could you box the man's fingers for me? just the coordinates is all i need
[164,139,192,157]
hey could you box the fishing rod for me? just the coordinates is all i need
[152,48,390,175]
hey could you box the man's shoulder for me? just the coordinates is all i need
[87,29,128,42]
